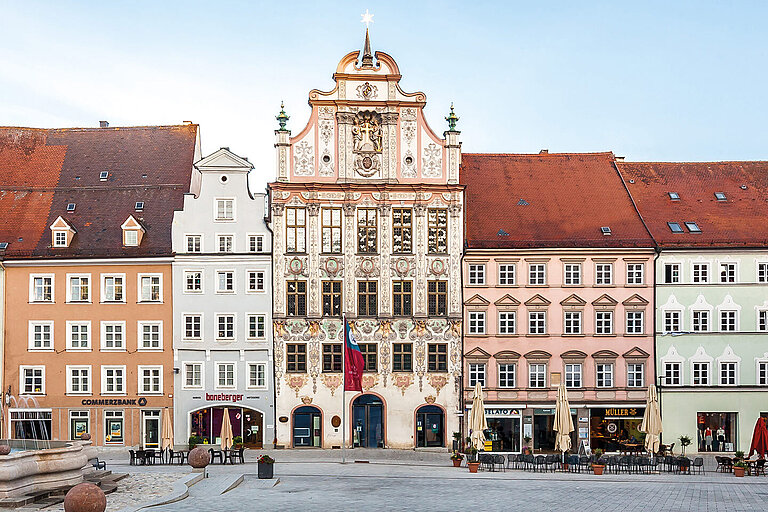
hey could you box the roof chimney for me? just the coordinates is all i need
[539,149,549,155]
[99,121,109,128]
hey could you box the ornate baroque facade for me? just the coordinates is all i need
[269,32,464,449]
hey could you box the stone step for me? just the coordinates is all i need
[187,474,244,497]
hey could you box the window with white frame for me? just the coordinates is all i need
[498,311,516,335]
[138,366,162,394]
[67,366,91,395]
[563,311,582,335]
[69,410,89,440]
[759,310,768,332]
[183,314,202,339]
[692,310,710,332]
[184,363,203,388]
[663,362,681,386]
[248,271,265,292]
[627,363,644,387]
[101,366,125,394]
[468,363,486,387]
[20,366,45,394]
[139,322,162,350]
[31,275,54,302]
[321,208,343,253]
[759,263,768,283]
[528,263,546,285]
[139,275,161,302]
[720,311,737,331]
[692,263,709,283]
[217,235,234,253]
[248,234,265,253]
[67,321,90,350]
[498,264,516,285]
[217,271,234,293]
[719,263,736,283]
[102,274,124,302]
[563,263,581,285]
[626,263,644,285]
[498,363,516,388]
[247,314,266,339]
[215,199,234,221]
[595,263,613,285]
[565,363,582,388]
[53,230,67,247]
[528,311,546,334]
[68,275,90,302]
[247,363,266,388]
[186,234,202,253]
[719,362,737,385]
[596,363,614,387]
[468,312,486,334]
[101,322,125,350]
[664,263,680,284]
[216,314,235,340]
[528,363,546,388]
[595,311,614,335]
[664,311,681,332]
[758,361,768,386]
[29,321,53,350]
[184,271,202,293]
[286,207,306,253]
[468,264,485,285]
[692,362,710,386]
[216,363,236,388]
[626,311,644,334]
[123,229,139,246]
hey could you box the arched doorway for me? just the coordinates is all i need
[352,394,384,448]
[189,406,264,448]
[293,406,321,447]
[416,405,444,447]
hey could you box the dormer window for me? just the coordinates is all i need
[50,216,76,248]
[121,215,146,247]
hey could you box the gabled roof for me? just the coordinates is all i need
[462,152,654,249]
[0,125,198,258]
[195,147,253,172]
[618,161,768,247]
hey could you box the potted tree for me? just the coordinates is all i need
[451,451,464,468]
[232,436,243,449]
[466,447,480,473]
[188,435,202,450]
[733,460,747,477]
[258,454,275,479]
[592,448,605,475]
[678,435,692,456]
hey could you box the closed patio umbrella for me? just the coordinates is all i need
[639,384,662,454]
[469,382,487,451]
[220,408,234,451]
[553,381,574,456]
[748,417,768,458]
[161,408,174,452]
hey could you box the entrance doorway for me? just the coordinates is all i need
[293,406,321,447]
[142,410,160,448]
[416,405,444,447]
[352,394,384,448]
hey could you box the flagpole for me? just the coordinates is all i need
[342,313,346,464]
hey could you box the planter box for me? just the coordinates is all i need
[592,464,605,475]
[258,462,274,479]
[734,467,745,477]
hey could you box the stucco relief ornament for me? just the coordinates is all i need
[293,140,315,176]
[361,374,378,391]
[422,143,442,177]
[392,256,415,277]
[429,374,448,395]
[287,257,305,275]
[430,259,447,276]
[301,396,313,405]
[321,374,342,395]
[402,150,417,178]
[288,375,307,397]
[424,395,436,405]
[322,257,343,277]
[356,257,380,277]
[352,111,383,177]
[393,373,413,396]
[356,82,378,100]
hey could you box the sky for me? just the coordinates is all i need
[1,1,767,191]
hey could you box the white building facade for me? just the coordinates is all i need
[172,148,274,448]
[269,31,464,449]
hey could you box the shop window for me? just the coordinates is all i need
[698,412,737,451]
[105,410,124,444]
[11,410,51,440]
[590,407,645,452]
[469,363,485,387]
[70,410,89,440]
[468,311,486,334]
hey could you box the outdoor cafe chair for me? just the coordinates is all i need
[753,459,766,476]
[506,454,516,469]
[524,454,535,471]
[492,454,506,472]
[566,454,580,473]
[168,449,185,465]
[152,449,164,464]
[128,450,137,466]
[578,455,591,473]
[142,449,155,465]
[235,447,245,464]
[533,455,546,472]
[692,457,705,474]
[208,448,224,464]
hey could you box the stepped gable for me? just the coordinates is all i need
[462,152,653,249]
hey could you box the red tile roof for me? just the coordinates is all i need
[462,152,654,249]
[0,125,198,258]
[618,161,768,247]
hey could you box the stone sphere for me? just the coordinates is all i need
[80,433,91,441]
[0,445,10,456]
[64,483,106,512]
[188,446,210,468]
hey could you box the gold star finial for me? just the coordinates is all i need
[361,9,374,29]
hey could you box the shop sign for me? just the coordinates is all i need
[81,397,148,406]
[534,408,578,415]
[484,408,522,417]
[205,393,244,403]
[599,408,645,419]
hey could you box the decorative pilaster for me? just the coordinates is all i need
[307,203,321,317]
[413,202,427,317]
[343,202,356,315]
[336,111,355,182]
[378,202,392,316]
[381,112,399,181]
[448,201,463,316]
[271,203,286,316]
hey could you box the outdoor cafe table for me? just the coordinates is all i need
[622,443,643,455]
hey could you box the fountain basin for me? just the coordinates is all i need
[0,440,97,498]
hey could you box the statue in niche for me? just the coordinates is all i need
[352,111,383,177]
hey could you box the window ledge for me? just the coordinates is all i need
[66,348,92,352]
[138,301,164,304]
[100,348,127,352]
[100,301,127,305]
[28,349,54,352]
[137,349,163,353]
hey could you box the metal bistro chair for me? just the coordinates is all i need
[692,457,705,474]
[208,448,224,465]
[492,454,506,472]
[128,450,137,466]
[506,454,516,470]
[524,454,535,471]
[753,459,766,476]
[168,449,185,465]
